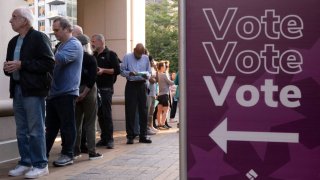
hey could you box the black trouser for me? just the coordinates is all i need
[97,88,114,143]
[125,81,148,139]
[170,99,178,118]
[45,95,76,158]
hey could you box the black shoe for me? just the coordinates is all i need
[163,125,171,129]
[96,140,107,147]
[165,121,172,128]
[106,141,114,149]
[126,139,134,144]
[89,152,103,160]
[158,125,169,130]
[165,124,172,128]
[139,137,152,143]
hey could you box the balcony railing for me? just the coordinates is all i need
[47,0,65,5]
[47,10,66,19]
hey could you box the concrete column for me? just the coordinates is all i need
[77,0,146,130]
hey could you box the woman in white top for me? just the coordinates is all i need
[156,62,175,129]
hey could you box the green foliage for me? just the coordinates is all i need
[146,0,178,73]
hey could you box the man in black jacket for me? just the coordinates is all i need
[3,7,54,179]
[91,34,120,149]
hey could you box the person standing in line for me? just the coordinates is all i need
[54,25,83,53]
[146,57,159,134]
[174,71,180,128]
[134,49,151,136]
[169,72,178,122]
[120,43,152,144]
[72,25,83,36]
[162,60,172,128]
[74,34,103,160]
[156,62,175,130]
[71,25,89,154]
[91,34,120,149]
[3,7,54,179]
[45,17,83,167]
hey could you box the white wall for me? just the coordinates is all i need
[0,1,27,102]
[0,0,27,163]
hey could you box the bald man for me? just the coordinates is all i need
[120,43,152,144]
[72,25,83,36]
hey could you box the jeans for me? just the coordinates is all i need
[97,88,114,143]
[13,85,47,168]
[147,96,156,127]
[46,95,77,158]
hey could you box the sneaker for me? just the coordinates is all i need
[150,126,159,132]
[147,128,156,135]
[106,141,114,149]
[24,166,49,179]
[133,134,139,139]
[73,153,82,160]
[169,118,177,123]
[8,165,31,177]
[53,154,73,167]
[96,140,107,147]
[89,152,103,160]
[158,126,169,130]
[164,124,172,128]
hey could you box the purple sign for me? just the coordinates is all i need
[185,0,320,179]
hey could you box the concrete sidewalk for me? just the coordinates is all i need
[0,123,179,180]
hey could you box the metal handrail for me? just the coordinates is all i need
[0,96,125,117]
[0,100,13,117]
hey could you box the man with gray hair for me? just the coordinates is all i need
[91,34,120,149]
[3,7,55,178]
[71,24,89,154]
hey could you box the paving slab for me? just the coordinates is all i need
[0,122,179,180]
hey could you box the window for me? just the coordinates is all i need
[38,6,45,17]
[38,20,45,31]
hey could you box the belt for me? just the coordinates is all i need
[128,80,145,83]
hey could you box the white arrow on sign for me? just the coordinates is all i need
[209,118,299,153]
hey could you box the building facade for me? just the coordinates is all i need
[25,0,78,47]
[0,0,146,164]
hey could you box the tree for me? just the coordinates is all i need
[146,0,178,73]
